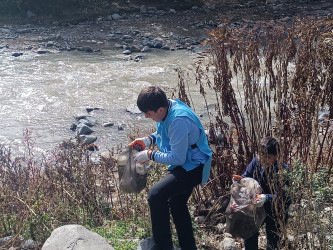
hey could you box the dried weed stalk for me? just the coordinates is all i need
[175,17,332,249]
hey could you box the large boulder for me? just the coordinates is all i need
[42,224,114,250]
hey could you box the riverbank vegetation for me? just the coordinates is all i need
[0,15,332,250]
[175,16,332,248]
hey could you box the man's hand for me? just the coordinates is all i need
[254,194,267,207]
[230,203,239,212]
[133,150,150,164]
[232,174,243,182]
[129,137,151,151]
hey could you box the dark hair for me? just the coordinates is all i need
[137,86,169,112]
[260,136,279,156]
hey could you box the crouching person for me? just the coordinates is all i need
[233,137,291,250]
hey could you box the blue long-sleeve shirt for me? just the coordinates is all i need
[149,103,209,167]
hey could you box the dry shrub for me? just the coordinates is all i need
[0,133,147,248]
[175,17,332,249]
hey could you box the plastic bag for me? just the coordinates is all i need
[225,177,266,239]
[117,146,149,194]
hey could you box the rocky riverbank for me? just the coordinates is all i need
[1,0,332,57]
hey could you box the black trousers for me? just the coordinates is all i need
[244,205,288,250]
[147,165,203,250]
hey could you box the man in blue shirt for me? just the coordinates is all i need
[130,86,212,250]
[233,137,291,250]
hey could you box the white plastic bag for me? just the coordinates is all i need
[225,177,266,239]
[117,146,149,194]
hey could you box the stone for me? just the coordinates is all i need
[218,236,238,250]
[17,28,31,34]
[123,34,133,40]
[123,49,132,55]
[78,117,97,127]
[135,54,144,60]
[77,46,93,52]
[0,236,13,247]
[194,216,206,224]
[0,28,11,33]
[156,10,165,15]
[41,225,114,250]
[100,151,112,160]
[0,44,8,49]
[130,45,141,52]
[75,114,89,121]
[318,110,329,121]
[143,33,152,38]
[77,124,94,135]
[79,135,97,145]
[22,239,37,249]
[12,52,23,57]
[153,42,163,48]
[144,41,155,48]
[86,107,101,113]
[46,41,54,47]
[103,122,114,127]
[141,46,151,52]
[126,104,141,114]
[117,124,125,130]
[140,5,147,14]
[87,143,99,151]
[112,14,121,20]
[106,34,116,40]
[70,123,77,131]
[37,48,48,54]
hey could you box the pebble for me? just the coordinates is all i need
[102,122,114,127]
[12,52,23,57]
[122,49,132,55]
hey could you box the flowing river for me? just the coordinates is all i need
[0,48,211,155]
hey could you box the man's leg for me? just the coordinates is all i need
[265,215,280,250]
[169,165,203,250]
[147,165,202,250]
[244,233,259,250]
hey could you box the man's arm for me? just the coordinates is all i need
[150,118,191,165]
[148,132,157,145]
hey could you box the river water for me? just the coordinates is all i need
[0,48,212,155]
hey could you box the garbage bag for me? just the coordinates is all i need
[225,177,266,239]
[117,146,148,194]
